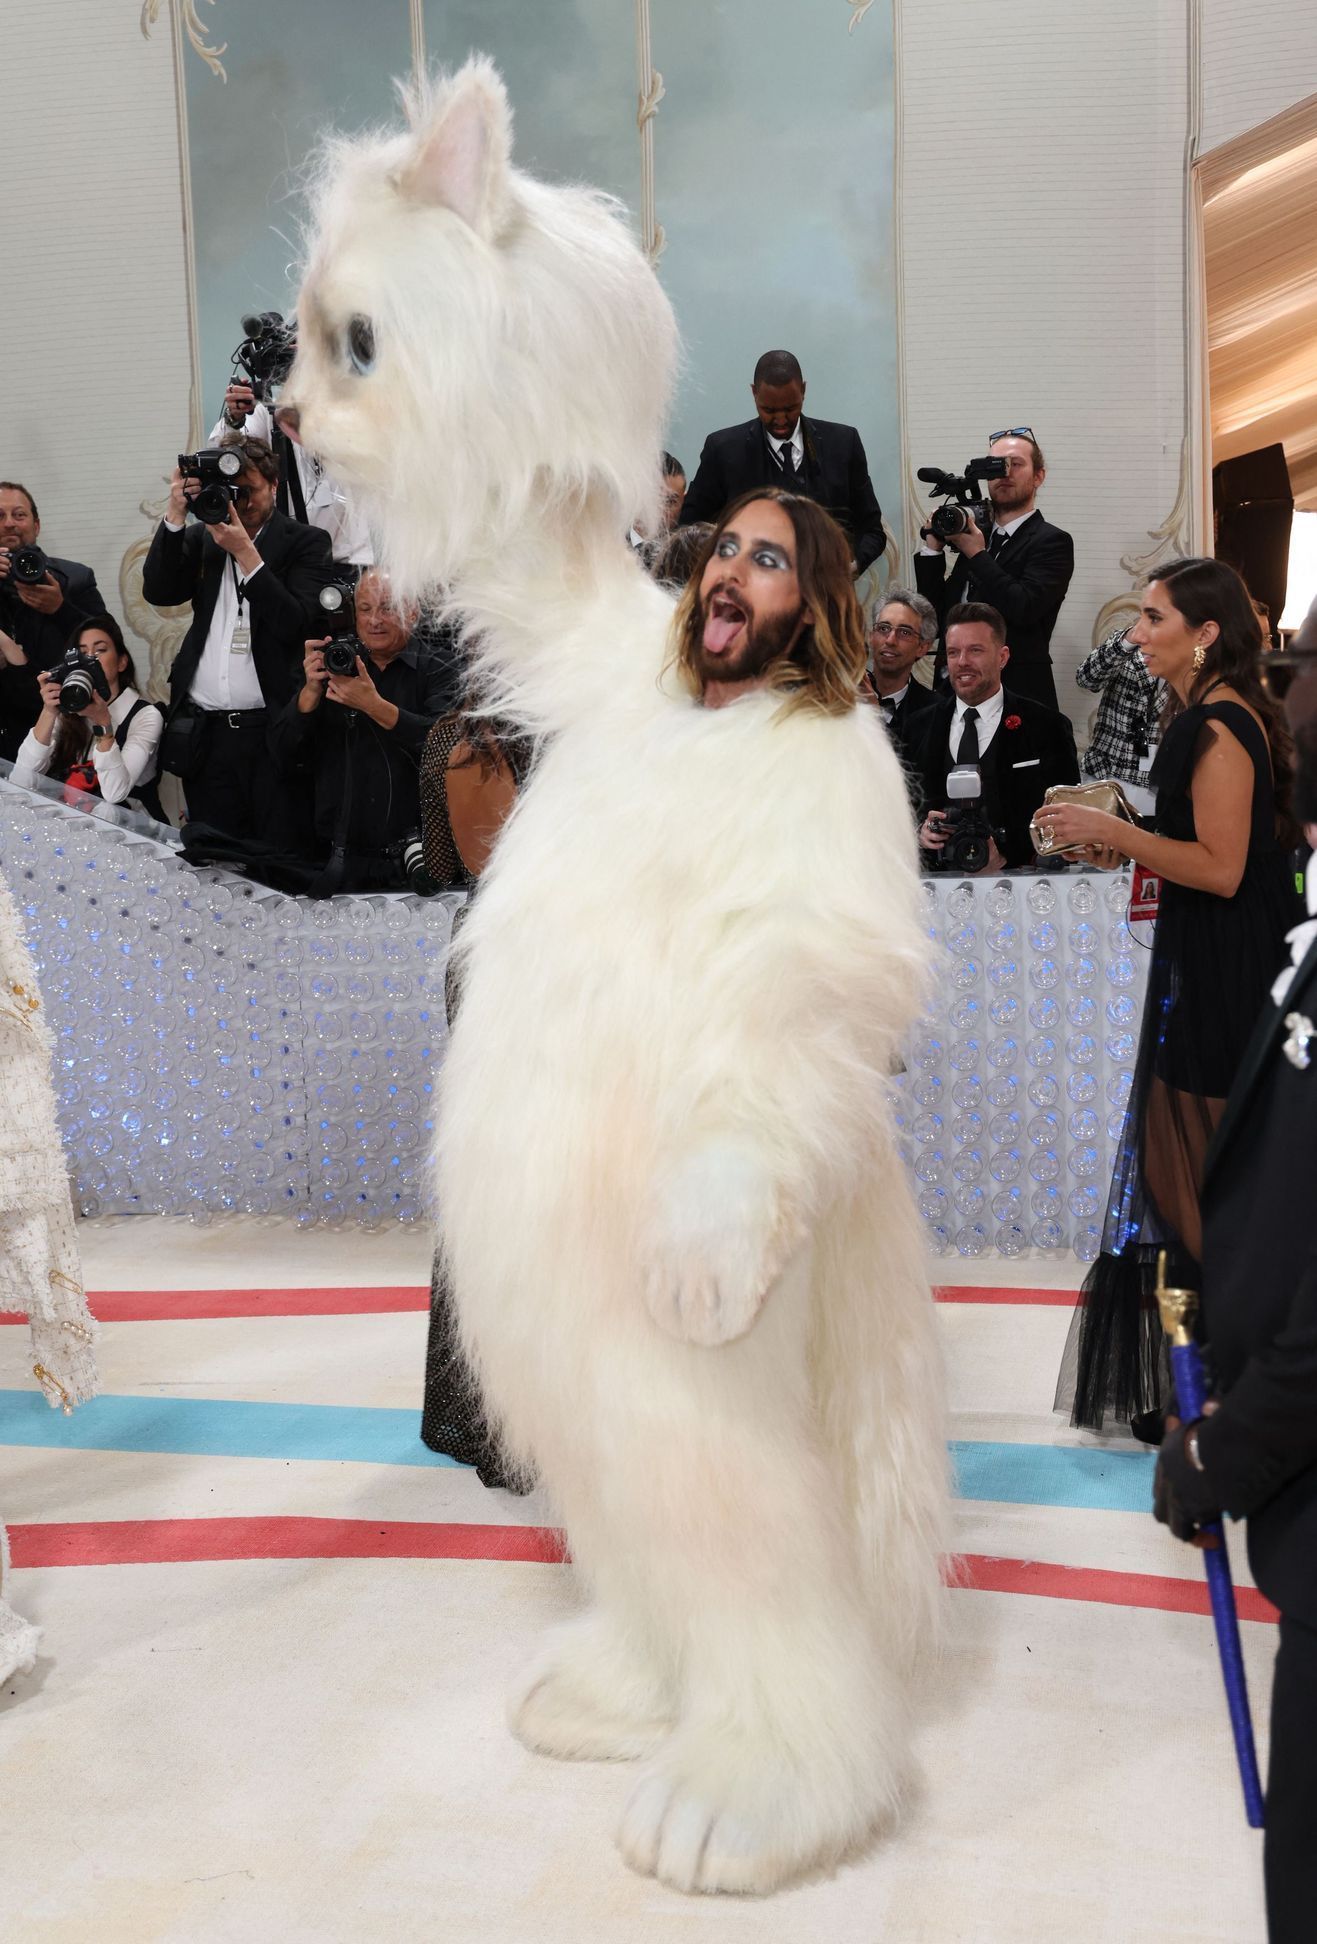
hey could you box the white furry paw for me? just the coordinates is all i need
[617,1736,896,1894]
[509,1613,675,1763]
[641,1140,799,1348]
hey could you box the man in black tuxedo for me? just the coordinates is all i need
[0,480,104,762]
[679,349,885,575]
[911,600,1078,870]
[867,585,937,767]
[914,430,1074,711]
[1153,642,1317,1941]
[143,436,334,837]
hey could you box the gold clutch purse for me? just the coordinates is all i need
[1030,779,1138,857]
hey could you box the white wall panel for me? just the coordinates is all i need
[0,1,192,676]
[1201,0,1317,155]
[895,0,1192,727]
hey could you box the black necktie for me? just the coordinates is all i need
[881,697,897,726]
[956,707,980,764]
[778,443,796,481]
[988,527,1008,558]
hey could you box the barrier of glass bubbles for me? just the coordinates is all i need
[1,775,1149,1253]
[0,774,459,1230]
[898,871,1150,1261]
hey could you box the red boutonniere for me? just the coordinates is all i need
[1004,713,1022,730]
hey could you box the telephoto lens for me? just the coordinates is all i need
[54,651,110,717]
[8,543,49,584]
[398,833,439,896]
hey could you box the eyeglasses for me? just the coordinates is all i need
[988,425,1035,445]
[1259,649,1317,702]
[872,621,921,643]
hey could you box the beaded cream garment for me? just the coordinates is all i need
[0,868,98,1683]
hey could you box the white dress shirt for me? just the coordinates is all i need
[162,520,268,711]
[12,686,164,805]
[210,401,374,565]
[1272,862,1317,1006]
[948,685,1005,760]
[768,423,805,477]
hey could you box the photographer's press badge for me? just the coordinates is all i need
[230,617,252,656]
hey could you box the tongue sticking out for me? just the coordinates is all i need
[704,615,743,655]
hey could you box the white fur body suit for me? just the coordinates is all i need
[284,61,950,1895]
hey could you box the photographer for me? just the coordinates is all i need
[915,430,1074,711]
[270,568,460,892]
[911,600,1078,871]
[0,481,103,761]
[143,435,334,838]
[11,613,163,816]
[217,311,371,566]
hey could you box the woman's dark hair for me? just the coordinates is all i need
[48,613,139,780]
[1153,556,1295,840]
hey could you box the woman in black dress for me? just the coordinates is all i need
[1035,558,1300,1431]
[417,711,532,1488]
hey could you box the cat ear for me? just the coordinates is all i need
[397,59,513,239]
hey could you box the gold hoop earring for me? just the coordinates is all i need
[1192,644,1206,672]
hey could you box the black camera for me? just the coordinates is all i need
[397,832,439,896]
[233,310,297,403]
[317,576,364,677]
[926,764,998,874]
[178,447,244,524]
[5,542,49,585]
[917,457,1008,542]
[51,648,112,718]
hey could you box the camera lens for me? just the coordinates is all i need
[323,640,360,677]
[58,669,95,716]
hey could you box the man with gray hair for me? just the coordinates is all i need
[867,584,937,764]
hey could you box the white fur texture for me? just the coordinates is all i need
[284,59,952,1896]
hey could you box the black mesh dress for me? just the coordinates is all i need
[418,715,531,1491]
[1058,699,1301,1430]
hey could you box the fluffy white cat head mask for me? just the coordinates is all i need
[281,58,677,597]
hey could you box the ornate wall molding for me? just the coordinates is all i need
[409,0,427,82]
[634,0,665,263]
[844,0,878,30]
[140,0,227,83]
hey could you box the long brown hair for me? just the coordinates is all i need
[49,614,138,779]
[666,487,867,718]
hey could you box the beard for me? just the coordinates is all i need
[694,594,804,687]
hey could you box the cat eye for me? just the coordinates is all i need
[346,315,376,375]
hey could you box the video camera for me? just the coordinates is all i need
[178,447,244,524]
[4,542,49,586]
[925,764,999,874]
[317,574,365,677]
[917,456,1008,543]
[233,310,297,403]
[50,646,112,718]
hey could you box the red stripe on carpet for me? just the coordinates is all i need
[4,1518,1278,1622]
[0,1284,1074,1325]
[8,1516,564,1568]
[0,1287,432,1324]
[960,1552,1278,1625]
[934,1286,1078,1306]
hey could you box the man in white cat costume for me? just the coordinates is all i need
[279,60,950,1894]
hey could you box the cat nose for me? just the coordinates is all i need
[274,403,301,443]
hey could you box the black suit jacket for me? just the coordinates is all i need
[1196,937,1317,1622]
[142,509,335,715]
[680,416,885,574]
[909,685,1079,867]
[0,555,104,761]
[913,510,1075,711]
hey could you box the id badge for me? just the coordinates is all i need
[230,618,252,656]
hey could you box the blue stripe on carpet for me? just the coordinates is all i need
[0,1390,1157,1509]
